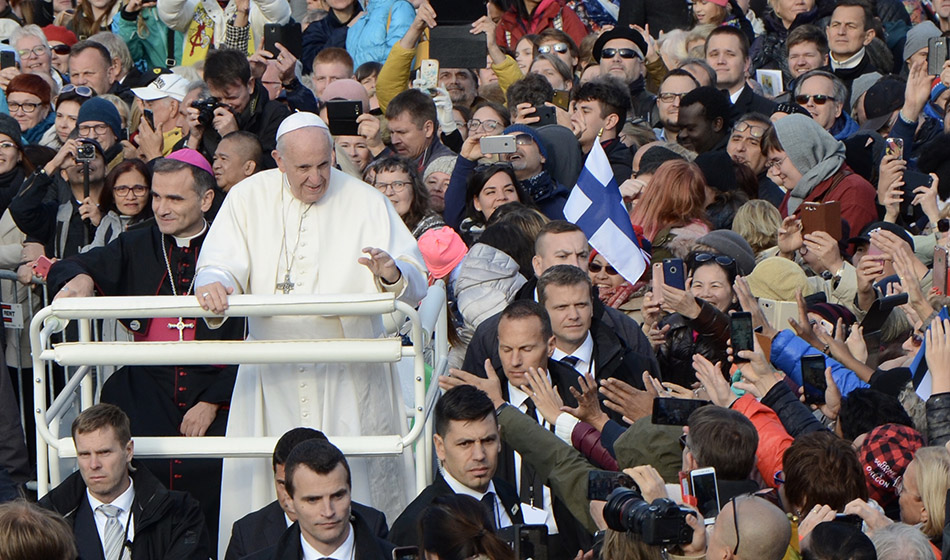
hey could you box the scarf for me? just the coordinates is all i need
[774,114,846,214]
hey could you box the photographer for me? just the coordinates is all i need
[186,49,291,170]
[9,136,108,259]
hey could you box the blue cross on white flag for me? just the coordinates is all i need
[563,140,649,285]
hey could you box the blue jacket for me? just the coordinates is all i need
[770,329,869,397]
[301,4,362,73]
[830,112,860,141]
[345,0,414,69]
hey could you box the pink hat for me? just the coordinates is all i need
[321,79,371,114]
[166,149,214,177]
[418,227,467,279]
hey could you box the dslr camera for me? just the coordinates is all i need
[190,97,228,127]
[75,140,97,163]
[603,488,694,546]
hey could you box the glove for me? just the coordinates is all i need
[431,86,457,134]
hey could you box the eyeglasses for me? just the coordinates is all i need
[538,42,569,54]
[729,495,743,556]
[657,92,687,103]
[114,184,149,197]
[454,120,467,129]
[601,48,639,60]
[50,44,71,55]
[374,180,411,193]
[694,253,735,268]
[733,121,767,138]
[589,262,618,275]
[468,119,502,132]
[16,45,48,58]
[679,433,689,450]
[0,142,17,150]
[60,84,94,97]
[78,123,111,136]
[765,155,786,170]
[794,94,832,105]
[8,102,43,113]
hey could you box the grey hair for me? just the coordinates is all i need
[275,124,333,157]
[186,80,211,100]
[870,523,936,560]
[88,32,132,75]
[680,58,717,87]
[10,24,49,50]
[794,70,849,105]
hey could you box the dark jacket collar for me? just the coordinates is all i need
[268,507,390,560]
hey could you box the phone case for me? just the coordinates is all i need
[663,258,685,291]
[419,59,439,91]
[324,100,363,136]
[800,201,842,240]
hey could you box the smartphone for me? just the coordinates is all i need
[834,513,864,529]
[142,109,155,130]
[689,467,720,525]
[873,274,901,297]
[929,36,949,77]
[0,50,14,70]
[800,201,842,240]
[755,332,772,361]
[418,59,439,91]
[480,134,517,154]
[758,298,798,332]
[552,90,570,111]
[324,100,363,136]
[936,247,948,296]
[885,137,903,160]
[800,354,827,405]
[587,470,637,501]
[393,547,419,560]
[262,22,303,59]
[867,238,884,261]
[32,255,53,279]
[903,171,934,218]
[730,312,754,362]
[652,398,711,426]
[663,258,685,290]
[864,329,882,369]
[531,105,557,128]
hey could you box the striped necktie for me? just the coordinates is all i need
[98,504,124,560]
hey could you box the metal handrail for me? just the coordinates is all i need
[31,284,448,497]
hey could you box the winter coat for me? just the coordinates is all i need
[649,221,711,264]
[778,164,878,240]
[455,243,527,338]
[927,393,950,446]
[495,0,588,51]
[769,329,870,397]
[113,7,185,69]
[302,5,362,72]
[657,299,731,387]
[345,0,415,68]
[731,393,795,488]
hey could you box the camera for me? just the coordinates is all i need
[75,141,96,163]
[190,97,227,127]
[603,488,694,546]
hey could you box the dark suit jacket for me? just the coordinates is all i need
[729,85,777,123]
[226,500,389,560]
[388,474,523,546]
[242,508,391,560]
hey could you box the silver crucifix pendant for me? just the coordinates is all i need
[167,319,195,342]
[276,273,295,294]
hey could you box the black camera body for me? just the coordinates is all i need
[603,488,693,546]
[191,97,228,127]
[75,141,96,163]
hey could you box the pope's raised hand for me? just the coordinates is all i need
[360,247,401,284]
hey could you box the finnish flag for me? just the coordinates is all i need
[563,140,649,285]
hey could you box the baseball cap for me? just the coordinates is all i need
[132,73,189,102]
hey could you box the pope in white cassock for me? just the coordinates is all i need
[193,112,427,555]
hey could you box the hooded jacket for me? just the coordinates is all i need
[455,243,528,337]
[495,0,588,51]
[345,0,415,68]
[301,3,363,71]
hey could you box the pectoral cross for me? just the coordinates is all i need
[167,318,196,342]
[276,273,295,294]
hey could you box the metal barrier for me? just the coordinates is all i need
[31,284,448,499]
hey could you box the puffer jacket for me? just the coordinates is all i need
[769,329,870,397]
[657,299,731,387]
[345,0,415,68]
[927,393,950,446]
[495,0,587,51]
[455,243,527,342]
[731,394,795,489]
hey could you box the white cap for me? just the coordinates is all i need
[131,73,189,102]
[276,111,329,140]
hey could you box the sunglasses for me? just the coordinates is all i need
[51,44,71,55]
[601,48,639,60]
[694,253,736,268]
[538,42,570,54]
[733,121,767,138]
[60,84,94,97]
[794,94,832,105]
[588,262,618,275]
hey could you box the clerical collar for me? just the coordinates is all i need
[830,47,865,69]
[171,220,208,247]
[442,468,497,500]
[300,517,354,560]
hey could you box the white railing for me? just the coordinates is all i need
[31,284,448,499]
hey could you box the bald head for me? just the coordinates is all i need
[708,496,790,560]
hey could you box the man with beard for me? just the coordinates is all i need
[438,67,478,109]
[653,69,700,142]
[499,124,567,220]
[380,88,455,177]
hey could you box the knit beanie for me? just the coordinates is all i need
[503,124,548,159]
[746,257,813,301]
[858,424,923,512]
[418,226,468,279]
[903,21,941,61]
[696,230,756,276]
[0,114,23,148]
[76,97,122,138]
[7,73,52,105]
[423,156,457,183]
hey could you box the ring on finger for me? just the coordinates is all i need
[202,292,210,297]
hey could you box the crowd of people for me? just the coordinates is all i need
[1,0,950,558]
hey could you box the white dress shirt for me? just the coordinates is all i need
[551,332,595,377]
[441,469,513,528]
[508,382,558,534]
[88,479,136,555]
[729,86,744,105]
[300,519,355,560]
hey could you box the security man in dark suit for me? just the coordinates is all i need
[225,428,388,560]
[388,386,524,546]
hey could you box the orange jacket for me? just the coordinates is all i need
[732,393,795,487]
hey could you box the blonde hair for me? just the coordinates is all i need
[732,200,782,254]
[911,447,950,539]
[658,29,690,69]
[602,529,664,560]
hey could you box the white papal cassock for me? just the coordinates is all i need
[194,167,427,556]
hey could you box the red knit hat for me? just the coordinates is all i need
[42,25,77,47]
[858,424,924,510]
[7,73,51,105]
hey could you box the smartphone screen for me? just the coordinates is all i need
[652,398,711,426]
[801,354,826,404]
[730,312,754,362]
[689,468,720,523]
[885,137,903,160]
[663,258,685,291]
